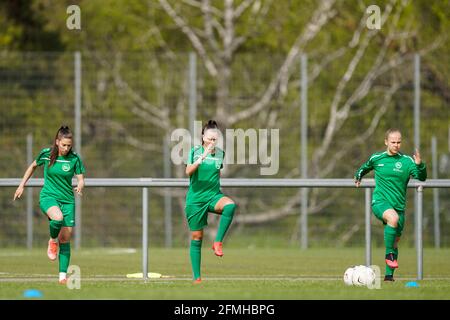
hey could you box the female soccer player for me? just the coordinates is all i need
[185,120,236,284]
[14,126,85,284]
[354,128,427,281]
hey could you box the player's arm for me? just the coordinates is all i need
[74,174,85,196]
[354,156,374,187]
[411,149,427,181]
[13,160,38,200]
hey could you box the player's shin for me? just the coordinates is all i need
[215,203,236,242]
[384,225,397,255]
[190,239,202,280]
[49,219,63,240]
[59,242,71,274]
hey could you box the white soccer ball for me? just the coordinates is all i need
[343,266,355,286]
[348,265,376,287]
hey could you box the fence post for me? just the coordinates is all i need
[164,134,173,248]
[365,188,372,266]
[413,53,420,251]
[142,187,149,281]
[417,185,423,280]
[431,136,440,248]
[189,52,197,142]
[26,133,33,249]
[74,51,82,250]
[300,54,308,249]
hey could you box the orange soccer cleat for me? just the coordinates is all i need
[212,242,223,257]
[385,253,398,269]
[193,278,202,284]
[47,239,59,261]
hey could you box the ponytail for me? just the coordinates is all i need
[49,125,73,167]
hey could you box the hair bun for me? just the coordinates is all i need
[201,120,219,134]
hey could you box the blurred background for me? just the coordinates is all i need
[0,0,448,249]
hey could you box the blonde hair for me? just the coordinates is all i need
[385,128,401,140]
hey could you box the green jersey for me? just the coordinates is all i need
[35,148,86,203]
[186,145,225,205]
[355,151,427,212]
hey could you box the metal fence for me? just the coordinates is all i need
[1,51,449,249]
[1,178,449,281]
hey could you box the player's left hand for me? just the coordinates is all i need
[413,148,422,165]
[74,186,83,196]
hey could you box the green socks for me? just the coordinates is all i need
[190,240,202,280]
[59,242,71,273]
[49,219,63,239]
[384,225,397,255]
[384,225,397,276]
[215,203,236,242]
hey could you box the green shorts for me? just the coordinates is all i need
[185,193,225,231]
[372,201,405,237]
[40,197,75,227]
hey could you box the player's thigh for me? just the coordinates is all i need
[185,203,209,231]
[372,201,396,224]
[382,209,399,225]
[395,212,405,237]
[60,203,76,227]
[40,198,62,220]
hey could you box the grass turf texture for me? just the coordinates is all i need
[0,247,449,299]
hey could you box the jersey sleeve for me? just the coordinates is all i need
[354,155,374,181]
[35,148,50,166]
[74,154,86,175]
[187,147,196,165]
[410,162,427,181]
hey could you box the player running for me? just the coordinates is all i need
[14,126,85,284]
[185,120,236,284]
[354,128,427,281]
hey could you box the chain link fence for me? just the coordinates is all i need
[1,51,448,248]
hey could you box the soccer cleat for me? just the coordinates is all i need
[47,239,59,261]
[384,275,395,282]
[59,278,67,285]
[385,253,398,268]
[193,278,202,284]
[212,242,223,257]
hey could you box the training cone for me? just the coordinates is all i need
[405,281,419,288]
[126,272,163,279]
[23,289,43,298]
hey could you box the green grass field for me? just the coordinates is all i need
[1,247,449,300]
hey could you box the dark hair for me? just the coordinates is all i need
[49,125,73,167]
[384,128,401,140]
[201,120,219,135]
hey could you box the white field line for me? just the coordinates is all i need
[1,275,450,283]
[0,248,137,257]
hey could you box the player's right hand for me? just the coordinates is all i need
[355,180,361,188]
[202,143,214,158]
[13,186,24,201]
